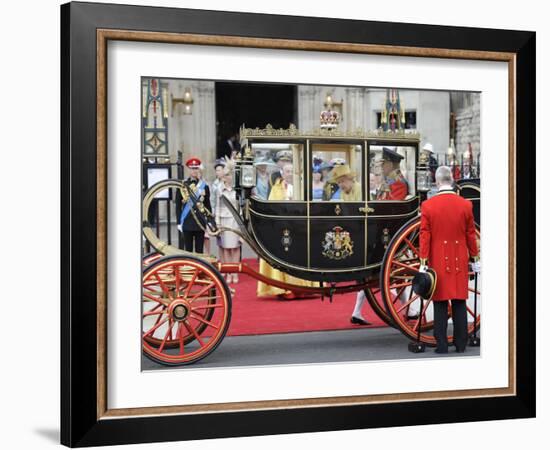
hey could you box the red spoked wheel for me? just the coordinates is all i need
[380,217,481,346]
[142,255,231,365]
[142,251,217,349]
[364,287,396,328]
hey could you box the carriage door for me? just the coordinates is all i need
[308,142,366,271]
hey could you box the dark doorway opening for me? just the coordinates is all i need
[215,82,297,158]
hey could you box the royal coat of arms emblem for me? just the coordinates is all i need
[321,226,353,260]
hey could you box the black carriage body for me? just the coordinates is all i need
[240,129,421,282]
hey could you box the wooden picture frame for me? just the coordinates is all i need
[61,1,535,447]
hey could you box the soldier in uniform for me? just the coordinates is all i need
[419,166,480,353]
[376,147,409,201]
[178,157,212,254]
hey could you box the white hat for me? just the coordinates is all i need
[422,142,434,153]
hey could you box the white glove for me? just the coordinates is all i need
[471,261,481,274]
[419,265,428,273]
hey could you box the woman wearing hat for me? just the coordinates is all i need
[329,164,362,201]
[215,165,242,284]
[253,157,276,200]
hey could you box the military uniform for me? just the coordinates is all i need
[377,169,408,200]
[178,158,211,253]
[376,147,409,201]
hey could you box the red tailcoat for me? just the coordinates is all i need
[419,191,479,301]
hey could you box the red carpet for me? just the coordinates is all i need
[225,259,387,336]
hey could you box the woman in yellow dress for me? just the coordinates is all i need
[256,163,316,299]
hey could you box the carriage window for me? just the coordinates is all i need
[311,143,362,201]
[250,143,304,201]
[369,146,416,201]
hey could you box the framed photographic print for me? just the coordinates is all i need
[61,1,535,447]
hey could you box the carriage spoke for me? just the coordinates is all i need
[190,283,216,302]
[190,313,219,330]
[403,238,419,256]
[143,317,169,337]
[183,269,199,299]
[184,320,205,347]
[192,303,224,311]
[391,259,420,272]
[143,292,170,306]
[396,294,420,314]
[389,281,412,290]
[391,286,407,304]
[158,319,175,353]
[174,264,182,297]
[154,273,174,301]
[143,307,165,317]
[177,322,185,355]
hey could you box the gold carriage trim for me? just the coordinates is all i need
[240,123,421,140]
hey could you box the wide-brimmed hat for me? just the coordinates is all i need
[422,142,434,153]
[254,157,276,167]
[330,164,356,182]
[381,147,404,164]
[412,268,437,300]
[275,150,292,162]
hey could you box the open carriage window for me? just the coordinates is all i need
[369,145,416,201]
[251,143,304,201]
[311,143,362,201]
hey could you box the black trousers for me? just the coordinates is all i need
[433,300,468,352]
[182,230,205,253]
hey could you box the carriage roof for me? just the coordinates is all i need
[239,124,421,142]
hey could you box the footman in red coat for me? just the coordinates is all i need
[419,166,480,353]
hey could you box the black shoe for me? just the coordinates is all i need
[350,316,371,326]
[434,348,448,354]
[406,314,419,320]
[456,348,466,353]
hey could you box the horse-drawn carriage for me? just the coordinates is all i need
[142,125,481,366]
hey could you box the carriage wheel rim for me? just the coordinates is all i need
[382,219,481,345]
[142,258,230,365]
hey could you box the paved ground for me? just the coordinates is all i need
[142,326,481,371]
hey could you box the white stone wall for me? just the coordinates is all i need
[165,79,217,181]
[453,94,481,163]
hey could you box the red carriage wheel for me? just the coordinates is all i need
[380,217,481,346]
[142,251,217,348]
[364,286,396,328]
[142,255,231,365]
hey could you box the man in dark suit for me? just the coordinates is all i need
[220,133,240,159]
[419,166,480,353]
[178,157,211,254]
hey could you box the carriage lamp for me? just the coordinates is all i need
[242,145,256,187]
[240,164,256,188]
